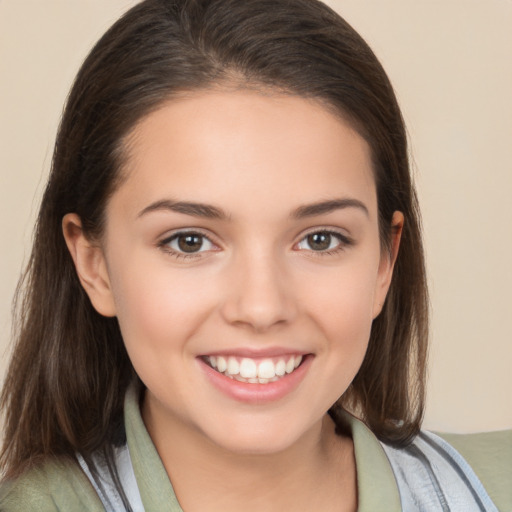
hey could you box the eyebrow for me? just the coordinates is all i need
[138,199,228,220]
[137,197,368,220]
[292,198,369,219]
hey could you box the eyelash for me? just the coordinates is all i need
[158,228,353,260]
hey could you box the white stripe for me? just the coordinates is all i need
[77,445,145,512]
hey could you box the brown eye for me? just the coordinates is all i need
[306,232,332,251]
[296,230,351,253]
[163,232,215,255]
[177,234,204,253]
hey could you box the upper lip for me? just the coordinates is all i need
[199,347,310,358]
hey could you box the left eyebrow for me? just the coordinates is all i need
[291,198,369,219]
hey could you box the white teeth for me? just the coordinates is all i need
[217,356,227,373]
[207,354,304,383]
[275,359,286,376]
[258,359,275,379]
[227,357,239,375]
[239,358,257,378]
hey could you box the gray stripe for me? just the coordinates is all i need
[419,433,487,512]
[77,454,116,510]
[405,443,450,512]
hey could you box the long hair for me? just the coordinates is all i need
[1,0,428,479]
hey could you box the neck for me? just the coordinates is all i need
[142,396,357,512]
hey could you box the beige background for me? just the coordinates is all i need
[1,1,511,433]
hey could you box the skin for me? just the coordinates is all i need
[64,90,403,511]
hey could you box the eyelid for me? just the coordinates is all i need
[296,226,352,242]
[159,227,214,243]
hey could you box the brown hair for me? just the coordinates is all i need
[1,0,428,480]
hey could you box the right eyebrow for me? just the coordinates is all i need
[137,199,229,220]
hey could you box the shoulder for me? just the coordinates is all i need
[437,429,512,511]
[381,429,512,512]
[0,457,105,512]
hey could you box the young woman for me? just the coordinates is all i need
[1,0,510,510]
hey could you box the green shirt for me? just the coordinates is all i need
[1,386,510,511]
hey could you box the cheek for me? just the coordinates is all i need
[303,258,379,335]
[300,259,379,388]
[106,253,216,362]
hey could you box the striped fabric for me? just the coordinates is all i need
[381,431,498,511]
[79,430,499,512]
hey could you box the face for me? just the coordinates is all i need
[66,90,400,455]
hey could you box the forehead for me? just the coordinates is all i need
[115,90,377,220]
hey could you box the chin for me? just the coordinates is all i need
[200,415,318,456]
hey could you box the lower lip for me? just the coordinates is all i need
[198,355,312,404]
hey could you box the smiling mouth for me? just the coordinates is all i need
[203,354,304,384]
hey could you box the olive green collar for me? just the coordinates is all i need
[124,385,401,511]
[345,412,401,511]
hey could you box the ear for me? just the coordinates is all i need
[62,213,117,317]
[372,211,404,318]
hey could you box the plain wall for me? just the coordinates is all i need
[1,0,511,432]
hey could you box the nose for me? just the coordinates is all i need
[220,249,298,332]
